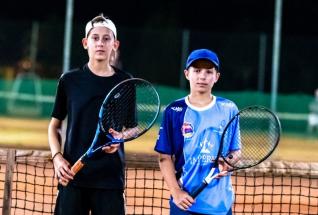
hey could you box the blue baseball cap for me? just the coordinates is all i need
[185,49,220,71]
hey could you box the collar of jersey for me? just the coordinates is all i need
[185,95,216,111]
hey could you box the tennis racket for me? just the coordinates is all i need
[71,78,160,175]
[190,105,281,198]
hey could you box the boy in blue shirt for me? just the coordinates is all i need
[155,49,240,215]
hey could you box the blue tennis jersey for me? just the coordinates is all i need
[155,96,240,215]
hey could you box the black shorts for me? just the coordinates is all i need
[54,185,125,215]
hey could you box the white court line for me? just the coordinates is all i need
[277,112,308,121]
[0,91,55,103]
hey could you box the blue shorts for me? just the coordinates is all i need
[54,185,125,215]
[169,200,232,215]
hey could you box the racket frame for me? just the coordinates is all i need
[190,105,281,198]
[70,78,160,175]
[222,106,281,171]
[98,78,160,142]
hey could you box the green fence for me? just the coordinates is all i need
[0,78,313,134]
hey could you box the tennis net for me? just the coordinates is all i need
[0,148,317,215]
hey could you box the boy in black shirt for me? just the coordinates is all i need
[48,14,131,215]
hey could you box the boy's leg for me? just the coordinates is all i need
[54,185,89,215]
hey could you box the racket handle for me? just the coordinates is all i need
[71,159,85,175]
[189,182,208,198]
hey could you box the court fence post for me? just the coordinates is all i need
[2,149,16,215]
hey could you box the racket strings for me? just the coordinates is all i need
[102,84,136,132]
[100,80,160,140]
[135,84,160,129]
[225,108,280,168]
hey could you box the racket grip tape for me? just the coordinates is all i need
[71,159,85,175]
[189,182,208,198]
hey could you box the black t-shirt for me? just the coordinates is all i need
[51,64,132,189]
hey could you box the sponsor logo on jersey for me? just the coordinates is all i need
[181,122,194,138]
[200,137,213,154]
[171,106,183,112]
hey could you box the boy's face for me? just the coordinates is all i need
[184,60,220,94]
[82,26,119,62]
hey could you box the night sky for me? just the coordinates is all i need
[1,0,318,37]
[1,0,318,94]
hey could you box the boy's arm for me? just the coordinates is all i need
[158,153,194,210]
[48,117,74,185]
[217,149,241,178]
[48,117,63,159]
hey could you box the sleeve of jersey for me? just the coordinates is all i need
[154,106,173,155]
[51,77,67,120]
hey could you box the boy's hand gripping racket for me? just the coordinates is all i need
[71,78,160,176]
[190,106,281,198]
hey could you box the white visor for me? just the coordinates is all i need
[85,18,117,38]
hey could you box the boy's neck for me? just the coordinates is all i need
[88,61,114,77]
[187,94,213,107]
